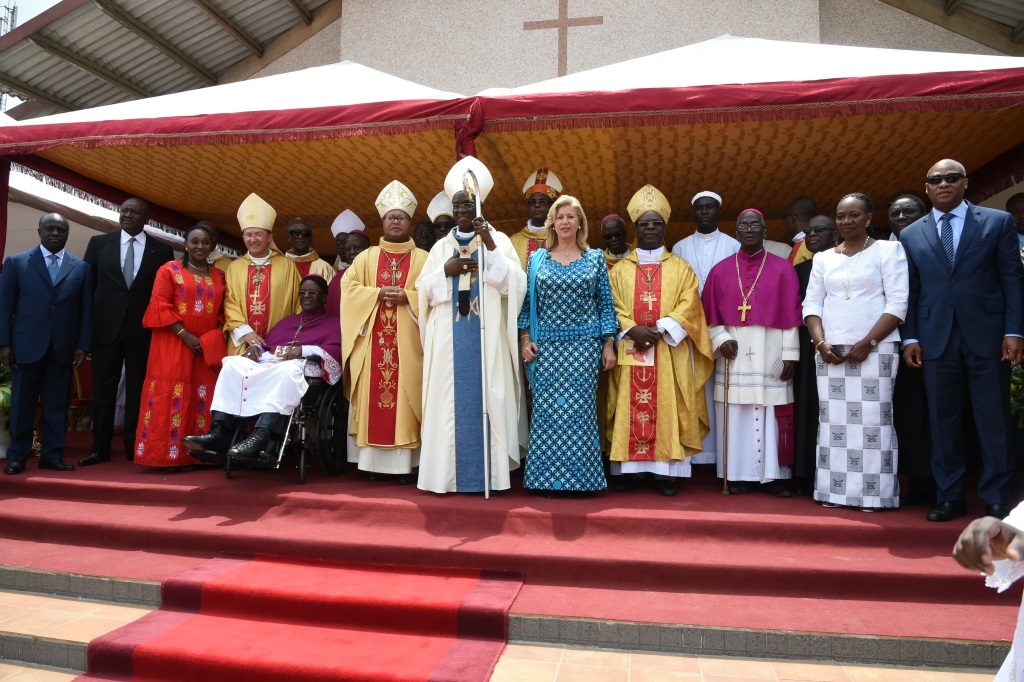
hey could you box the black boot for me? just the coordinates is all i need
[228,428,272,460]
[183,422,232,455]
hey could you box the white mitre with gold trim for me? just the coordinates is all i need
[444,155,493,203]
[237,192,276,231]
[426,191,454,223]
[375,180,417,219]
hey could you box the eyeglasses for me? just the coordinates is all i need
[925,172,965,185]
[806,226,836,234]
[736,222,764,232]
[298,289,323,297]
[451,202,475,211]
[384,214,410,223]
[635,220,665,229]
[289,230,312,238]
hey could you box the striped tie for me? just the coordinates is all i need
[939,213,954,267]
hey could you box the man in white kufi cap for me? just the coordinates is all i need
[415,156,526,494]
[223,193,300,357]
[510,167,564,269]
[670,190,740,466]
[339,180,427,478]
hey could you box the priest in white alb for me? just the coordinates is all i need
[701,208,802,495]
[416,157,526,494]
[670,190,740,465]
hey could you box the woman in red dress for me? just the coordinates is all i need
[134,224,226,469]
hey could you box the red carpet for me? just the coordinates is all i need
[0,431,1018,646]
[78,555,521,681]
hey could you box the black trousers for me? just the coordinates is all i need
[7,345,72,465]
[922,326,1013,504]
[90,324,151,458]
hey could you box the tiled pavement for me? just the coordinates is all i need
[491,643,996,682]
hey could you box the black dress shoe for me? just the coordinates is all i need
[183,424,232,454]
[655,478,677,497]
[770,481,793,498]
[78,453,111,466]
[3,461,25,475]
[727,482,751,495]
[927,500,967,522]
[38,460,75,471]
[613,475,638,492]
[227,428,272,459]
[986,504,1012,520]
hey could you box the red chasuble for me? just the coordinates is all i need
[366,248,413,446]
[526,237,543,259]
[246,263,272,336]
[627,263,662,461]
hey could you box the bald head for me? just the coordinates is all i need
[925,159,968,213]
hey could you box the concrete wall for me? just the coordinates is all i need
[819,0,1000,55]
[255,0,1000,93]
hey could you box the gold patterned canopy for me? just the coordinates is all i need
[2,53,1023,255]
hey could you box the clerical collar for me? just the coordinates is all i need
[739,248,765,260]
[636,247,664,264]
[456,229,476,239]
[696,229,720,241]
[248,253,271,265]
[526,222,546,235]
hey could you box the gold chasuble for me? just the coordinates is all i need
[509,228,546,271]
[285,249,336,281]
[223,253,301,355]
[608,252,714,461]
[340,239,427,450]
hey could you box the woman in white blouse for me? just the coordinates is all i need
[803,193,909,511]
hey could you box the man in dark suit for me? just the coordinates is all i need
[79,197,173,466]
[901,159,1024,522]
[0,213,92,474]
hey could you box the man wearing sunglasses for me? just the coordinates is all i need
[900,159,1024,523]
[284,217,335,282]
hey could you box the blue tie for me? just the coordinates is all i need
[939,213,955,268]
[47,254,59,284]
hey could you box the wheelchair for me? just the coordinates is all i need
[190,368,349,484]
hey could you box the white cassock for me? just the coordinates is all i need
[983,502,1024,681]
[671,229,740,464]
[708,325,799,483]
[415,229,526,493]
[210,347,340,418]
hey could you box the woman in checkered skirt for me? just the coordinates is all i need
[802,193,909,511]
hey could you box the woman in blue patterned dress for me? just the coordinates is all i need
[519,195,619,492]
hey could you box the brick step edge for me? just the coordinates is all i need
[0,566,160,607]
[510,615,1007,671]
[0,631,85,671]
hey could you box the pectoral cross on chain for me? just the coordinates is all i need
[389,258,401,286]
[641,291,658,311]
[737,300,751,322]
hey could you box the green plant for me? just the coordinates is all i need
[1012,364,1024,429]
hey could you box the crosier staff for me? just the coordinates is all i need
[463,169,492,500]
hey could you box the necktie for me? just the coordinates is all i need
[123,237,136,287]
[939,213,955,267]
[47,254,59,284]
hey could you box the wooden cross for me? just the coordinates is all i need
[523,0,603,77]
[641,291,658,311]
[737,300,751,322]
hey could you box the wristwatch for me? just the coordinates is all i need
[868,339,878,348]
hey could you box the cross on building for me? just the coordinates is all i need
[523,0,603,77]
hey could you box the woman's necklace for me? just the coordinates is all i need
[734,250,768,323]
[186,260,210,275]
[838,237,874,300]
[550,247,581,265]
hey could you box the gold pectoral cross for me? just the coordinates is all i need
[389,259,401,286]
[641,291,658,311]
[737,299,751,322]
